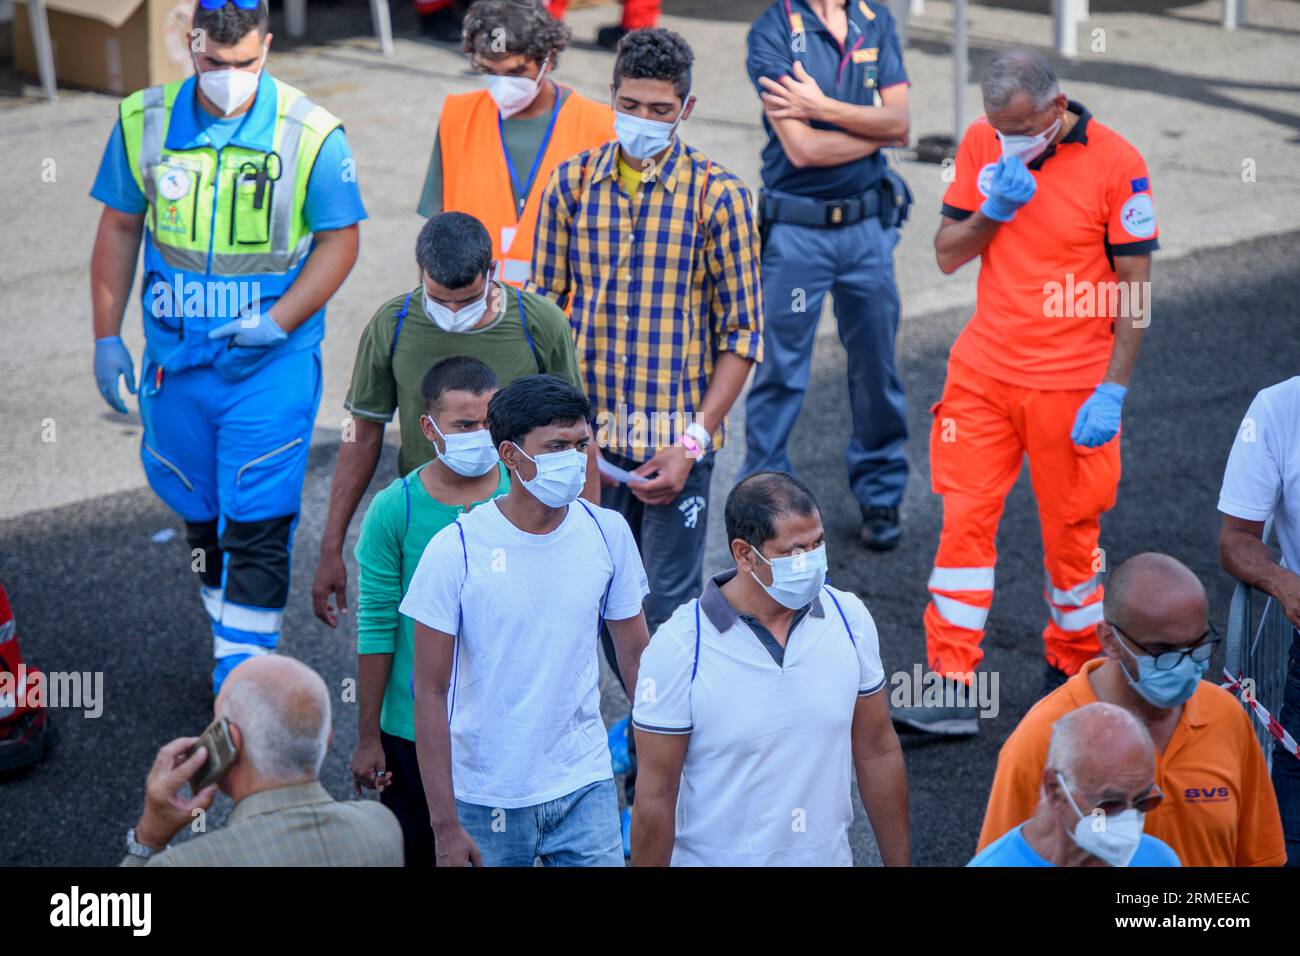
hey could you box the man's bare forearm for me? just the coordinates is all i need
[856,748,910,866]
[414,691,459,830]
[935,214,1001,275]
[1101,256,1152,387]
[820,99,910,142]
[630,792,677,866]
[1221,522,1299,600]
[269,226,360,333]
[321,419,385,554]
[356,652,392,744]
[608,616,649,698]
[90,209,144,339]
[769,114,884,169]
[695,353,754,436]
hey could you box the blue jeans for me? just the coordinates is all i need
[1273,628,1300,867]
[456,779,623,867]
[741,214,908,509]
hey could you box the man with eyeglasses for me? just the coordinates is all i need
[971,702,1178,866]
[417,1,613,288]
[977,552,1285,866]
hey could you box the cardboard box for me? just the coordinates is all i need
[13,0,199,96]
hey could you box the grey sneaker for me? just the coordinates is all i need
[890,678,980,736]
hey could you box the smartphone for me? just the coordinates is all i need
[187,716,238,793]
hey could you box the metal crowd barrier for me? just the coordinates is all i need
[1224,517,1295,772]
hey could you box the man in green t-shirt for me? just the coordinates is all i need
[313,212,588,627]
[351,356,509,867]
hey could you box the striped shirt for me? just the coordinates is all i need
[119,782,403,867]
[528,138,763,459]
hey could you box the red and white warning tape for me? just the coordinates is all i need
[1221,668,1299,759]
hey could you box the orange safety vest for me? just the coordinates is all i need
[439,85,614,287]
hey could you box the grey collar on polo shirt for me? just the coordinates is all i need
[700,568,824,667]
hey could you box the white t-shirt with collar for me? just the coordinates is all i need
[1218,376,1300,573]
[632,572,887,866]
[399,498,649,808]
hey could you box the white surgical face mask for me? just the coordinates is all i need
[750,542,828,610]
[613,91,692,161]
[512,443,586,509]
[997,114,1063,165]
[484,55,549,118]
[425,416,499,477]
[1056,771,1145,867]
[424,275,491,333]
[196,44,267,117]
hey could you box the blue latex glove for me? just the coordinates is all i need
[208,310,288,348]
[94,335,136,414]
[980,156,1037,222]
[1071,383,1127,447]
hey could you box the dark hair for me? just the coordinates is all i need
[725,471,821,549]
[612,28,693,99]
[420,356,499,414]
[488,375,591,449]
[463,0,570,66]
[416,212,493,290]
[192,1,269,46]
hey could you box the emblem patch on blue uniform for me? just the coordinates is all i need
[1130,176,1149,193]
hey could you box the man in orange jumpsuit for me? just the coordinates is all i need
[892,49,1158,737]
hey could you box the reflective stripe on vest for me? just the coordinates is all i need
[133,80,333,277]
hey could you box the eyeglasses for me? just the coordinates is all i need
[199,0,262,11]
[1108,621,1221,671]
[1055,770,1164,816]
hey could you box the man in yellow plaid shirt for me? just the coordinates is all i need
[529,28,762,851]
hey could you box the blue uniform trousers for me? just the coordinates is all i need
[138,346,322,692]
[740,214,908,508]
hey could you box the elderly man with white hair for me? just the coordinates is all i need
[121,656,402,866]
[970,702,1179,867]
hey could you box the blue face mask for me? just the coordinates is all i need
[613,91,693,161]
[1118,643,1208,708]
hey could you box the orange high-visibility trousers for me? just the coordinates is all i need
[545,0,661,28]
[925,355,1121,678]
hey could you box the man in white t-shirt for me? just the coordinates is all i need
[400,375,650,866]
[1218,374,1300,867]
[631,471,910,866]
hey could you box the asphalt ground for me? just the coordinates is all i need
[2,226,1296,867]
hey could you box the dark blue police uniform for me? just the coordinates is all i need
[740,0,912,516]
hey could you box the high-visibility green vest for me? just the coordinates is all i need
[120,74,341,371]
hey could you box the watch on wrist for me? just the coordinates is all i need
[126,827,160,859]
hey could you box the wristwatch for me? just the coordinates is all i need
[678,422,712,462]
[125,827,160,860]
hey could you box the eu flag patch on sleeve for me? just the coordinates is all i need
[1131,176,1150,193]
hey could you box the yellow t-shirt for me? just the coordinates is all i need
[617,155,644,202]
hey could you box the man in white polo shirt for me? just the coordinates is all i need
[1218,374,1300,866]
[400,375,650,866]
[630,471,910,866]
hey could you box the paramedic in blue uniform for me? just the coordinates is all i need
[739,0,913,551]
[88,0,366,692]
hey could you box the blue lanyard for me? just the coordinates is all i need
[497,87,562,216]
